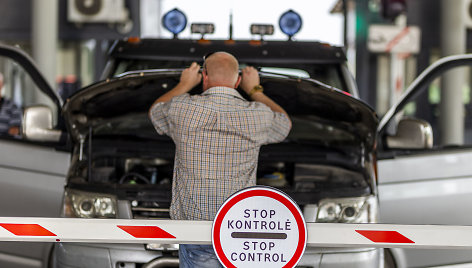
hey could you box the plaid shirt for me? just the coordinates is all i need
[150,87,291,220]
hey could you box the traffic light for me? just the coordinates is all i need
[381,0,407,21]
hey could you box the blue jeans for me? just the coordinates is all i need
[179,244,224,268]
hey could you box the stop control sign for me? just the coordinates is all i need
[212,186,307,268]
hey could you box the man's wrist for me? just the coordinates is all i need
[247,85,264,98]
[174,82,193,93]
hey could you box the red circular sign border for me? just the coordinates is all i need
[212,187,307,268]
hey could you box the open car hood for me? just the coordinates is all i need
[63,70,378,151]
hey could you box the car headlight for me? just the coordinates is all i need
[62,189,117,218]
[316,196,378,223]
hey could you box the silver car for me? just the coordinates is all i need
[377,54,472,268]
[54,74,380,268]
[0,44,69,268]
[0,41,384,268]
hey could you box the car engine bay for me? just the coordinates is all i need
[67,147,371,220]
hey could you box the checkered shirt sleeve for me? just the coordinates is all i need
[263,112,291,144]
[149,100,173,137]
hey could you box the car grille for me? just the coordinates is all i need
[131,200,171,219]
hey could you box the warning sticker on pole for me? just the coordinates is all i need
[212,186,307,268]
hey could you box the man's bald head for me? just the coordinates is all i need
[203,52,240,89]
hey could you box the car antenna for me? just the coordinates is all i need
[229,10,233,40]
[224,9,236,44]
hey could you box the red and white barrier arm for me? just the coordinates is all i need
[0,217,471,249]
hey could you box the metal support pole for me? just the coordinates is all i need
[388,15,407,109]
[31,0,59,122]
[346,0,357,75]
[389,53,398,106]
[342,0,348,47]
[140,0,162,37]
[32,0,58,88]
[440,0,466,145]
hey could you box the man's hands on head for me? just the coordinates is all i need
[240,66,261,95]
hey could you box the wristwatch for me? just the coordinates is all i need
[248,85,264,97]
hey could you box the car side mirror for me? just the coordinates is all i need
[22,105,62,142]
[386,117,433,149]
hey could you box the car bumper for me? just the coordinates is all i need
[54,243,178,268]
[299,247,383,267]
[54,243,382,268]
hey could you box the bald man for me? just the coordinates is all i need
[149,52,291,267]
